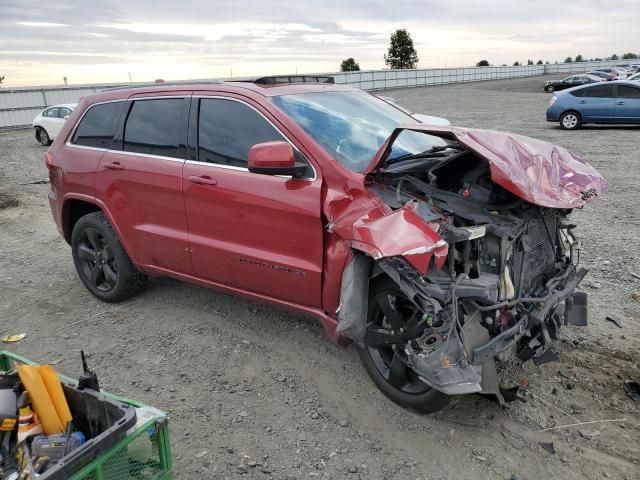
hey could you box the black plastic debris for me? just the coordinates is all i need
[605,315,623,329]
[539,442,556,454]
[623,380,640,402]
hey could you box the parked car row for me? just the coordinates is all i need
[543,65,640,92]
[546,80,640,129]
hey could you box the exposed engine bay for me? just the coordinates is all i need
[344,139,591,399]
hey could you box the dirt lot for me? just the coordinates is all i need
[1,75,639,479]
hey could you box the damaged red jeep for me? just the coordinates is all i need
[47,77,606,413]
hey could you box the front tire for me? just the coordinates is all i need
[35,127,52,146]
[560,111,582,130]
[71,212,147,302]
[356,277,450,414]
[546,85,555,93]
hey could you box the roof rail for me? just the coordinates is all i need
[102,80,222,91]
[229,75,335,85]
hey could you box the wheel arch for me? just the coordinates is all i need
[61,196,139,268]
[561,109,583,122]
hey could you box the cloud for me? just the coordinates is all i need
[0,0,638,86]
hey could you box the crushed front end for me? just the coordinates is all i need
[337,125,606,400]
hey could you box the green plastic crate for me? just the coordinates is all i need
[0,350,173,480]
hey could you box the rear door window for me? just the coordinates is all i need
[72,102,125,149]
[617,85,640,99]
[44,107,60,118]
[123,98,186,158]
[582,84,615,98]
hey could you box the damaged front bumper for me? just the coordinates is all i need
[382,260,588,396]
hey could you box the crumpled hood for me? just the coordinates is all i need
[364,124,608,208]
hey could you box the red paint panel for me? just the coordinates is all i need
[365,124,607,208]
[95,152,192,273]
[182,162,324,307]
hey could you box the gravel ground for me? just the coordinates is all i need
[1,75,639,480]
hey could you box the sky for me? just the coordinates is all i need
[0,0,638,87]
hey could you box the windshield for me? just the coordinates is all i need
[271,91,448,172]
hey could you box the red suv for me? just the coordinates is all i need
[46,77,606,412]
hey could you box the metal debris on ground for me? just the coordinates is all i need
[605,316,623,329]
[623,381,640,402]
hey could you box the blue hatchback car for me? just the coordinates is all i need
[546,81,640,129]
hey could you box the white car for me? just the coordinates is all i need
[32,103,76,146]
[628,72,640,82]
[610,67,629,79]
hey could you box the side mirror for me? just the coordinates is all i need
[248,141,307,178]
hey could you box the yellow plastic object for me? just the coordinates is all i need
[0,417,16,431]
[1,333,26,343]
[15,364,68,435]
[39,365,72,427]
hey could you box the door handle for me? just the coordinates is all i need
[188,175,217,186]
[616,101,625,105]
[104,162,124,170]
[578,100,586,104]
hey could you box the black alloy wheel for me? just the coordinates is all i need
[76,227,118,292]
[71,212,147,302]
[356,277,450,413]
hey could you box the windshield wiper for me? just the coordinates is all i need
[387,145,461,164]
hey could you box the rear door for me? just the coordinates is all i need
[42,107,65,138]
[182,94,323,307]
[95,94,193,274]
[614,84,640,123]
[576,83,616,121]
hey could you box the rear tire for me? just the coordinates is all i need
[560,111,582,130]
[35,127,52,146]
[71,212,147,302]
[356,277,450,414]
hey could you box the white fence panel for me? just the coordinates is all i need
[0,60,632,128]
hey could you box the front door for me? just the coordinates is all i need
[95,96,193,274]
[614,84,640,123]
[182,96,323,307]
[578,83,615,121]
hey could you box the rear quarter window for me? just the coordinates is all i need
[72,102,125,149]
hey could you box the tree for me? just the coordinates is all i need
[611,53,619,60]
[564,56,573,63]
[594,57,602,61]
[340,58,360,72]
[622,52,639,59]
[536,59,543,65]
[513,61,521,66]
[0,75,4,86]
[575,54,584,62]
[476,60,490,67]
[384,29,419,69]
[527,59,534,65]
